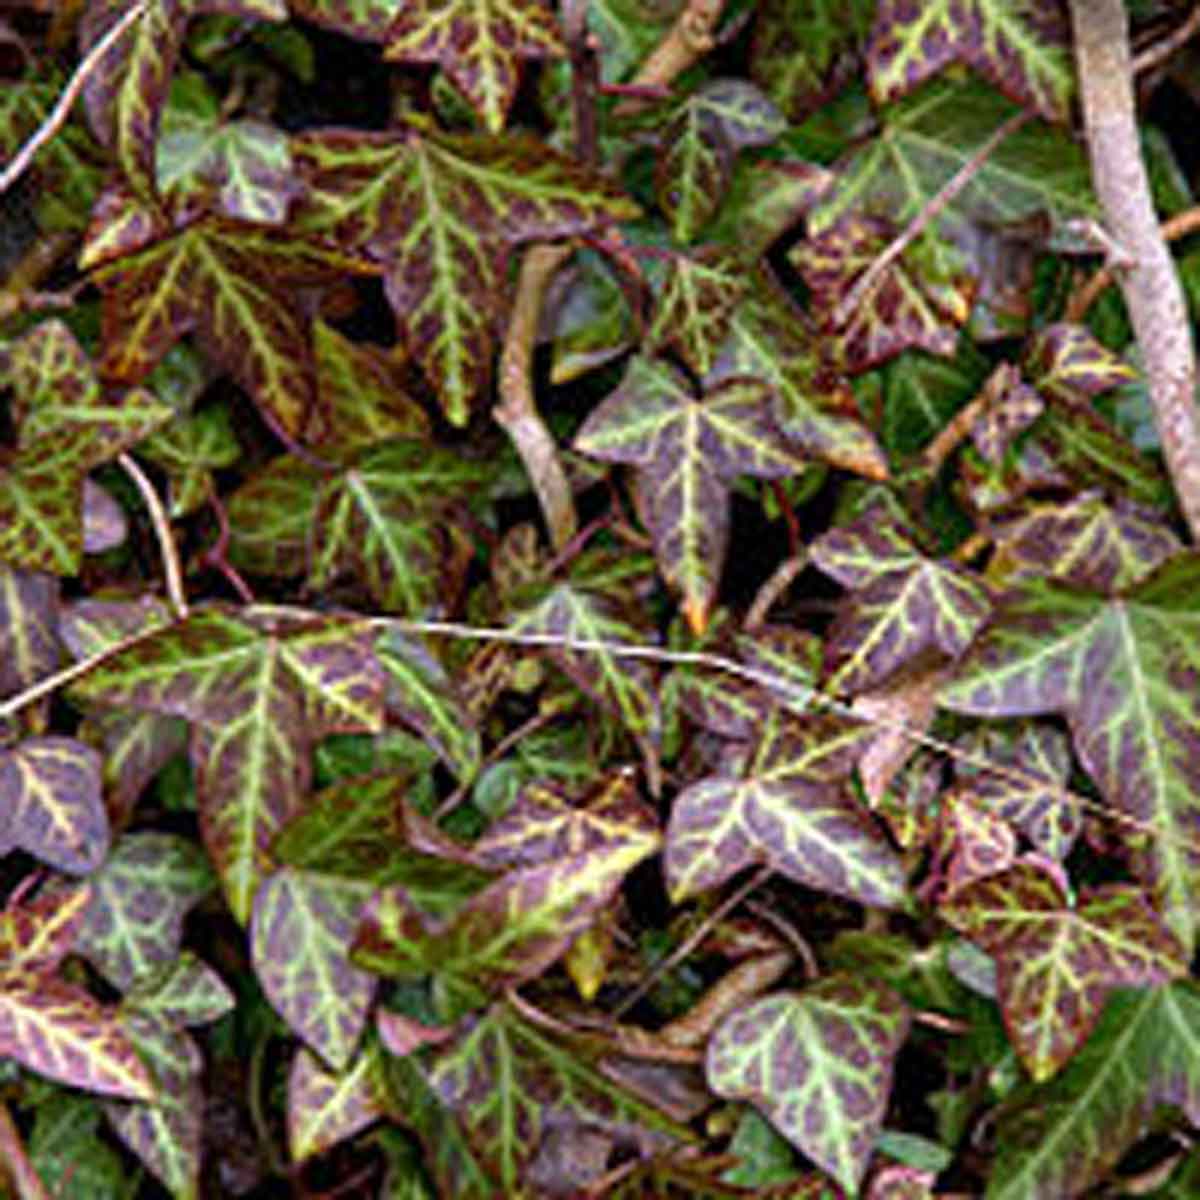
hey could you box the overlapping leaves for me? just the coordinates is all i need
[941,554,1200,952]
[293,126,637,423]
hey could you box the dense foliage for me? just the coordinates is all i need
[2,0,1200,1196]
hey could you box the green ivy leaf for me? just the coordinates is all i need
[288,0,402,40]
[294,127,637,424]
[943,862,1188,1081]
[29,1093,127,1198]
[986,984,1200,1199]
[811,505,991,693]
[384,0,565,131]
[866,0,1073,123]
[139,404,241,518]
[226,456,323,577]
[252,867,377,1071]
[706,976,910,1195]
[69,605,385,922]
[576,356,808,632]
[941,554,1200,952]
[665,713,908,907]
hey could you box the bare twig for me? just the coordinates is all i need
[612,0,724,117]
[0,1102,50,1200]
[119,453,188,620]
[1072,0,1200,540]
[744,552,807,632]
[0,1,146,196]
[1132,3,1200,76]
[612,865,772,1018]
[1065,205,1200,321]
[495,242,579,550]
[562,0,600,165]
[832,108,1032,330]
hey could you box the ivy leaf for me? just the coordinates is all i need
[89,205,368,443]
[0,972,155,1100]
[0,886,91,974]
[294,127,637,424]
[79,0,287,201]
[384,0,565,132]
[0,397,171,576]
[791,211,976,372]
[811,506,991,693]
[812,80,1095,243]
[123,952,235,1028]
[287,0,401,40]
[226,456,323,577]
[750,0,874,122]
[646,247,747,378]
[139,404,241,518]
[665,713,908,907]
[472,768,659,868]
[425,1001,690,1193]
[656,80,786,243]
[991,493,1181,592]
[940,554,1200,952]
[155,71,300,224]
[252,868,377,1071]
[28,1094,127,1196]
[866,0,1073,123]
[576,356,808,632]
[310,441,483,616]
[1024,322,1138,404]
[942,862,1187,1081]
[966,362,1045,465]
[708,289,890,481]
[707,976,910,1195]
[0,566,59,707]
[69,832,215,991]
[953,723,1079,861]
[508,582,661,739]
[69,605,385,922]
[354,835,657,1012]
[987,984,1200,1199]
[0,737,109,874]
[288,1044,388,1163]
[377,631,482,782]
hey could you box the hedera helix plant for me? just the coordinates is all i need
[3,0,1200,1195]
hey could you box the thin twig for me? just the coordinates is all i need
[1065,205,1200,321]
[562,0,600,165]
[495,242,579,550]
[744,552,807,632]
[119,453,188,620]
[0,1,146,196]
[612,0,724,117]
[0,1102,50,1200]
[832,108,1032,329]
[1132,3,1200,76]
[612,865,772,1018]
[743,899,819,981]
[1072,0,1200,541]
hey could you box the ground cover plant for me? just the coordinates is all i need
[3,0,1200,1196]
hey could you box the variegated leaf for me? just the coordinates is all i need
[943,862,1187,1081]
[252,868,377,1071]
[707,976,910,1195]
[288,1043,388,1163]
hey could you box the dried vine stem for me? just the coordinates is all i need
[119,453,188,619]
[1071,0,1200,541]
[612,0,724,117]
[0,1,146,196]
[832,108,1031,330]
[495,242,578,550]
[1131,3,1200,76]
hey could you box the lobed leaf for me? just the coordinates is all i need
[707,976,910,1194]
